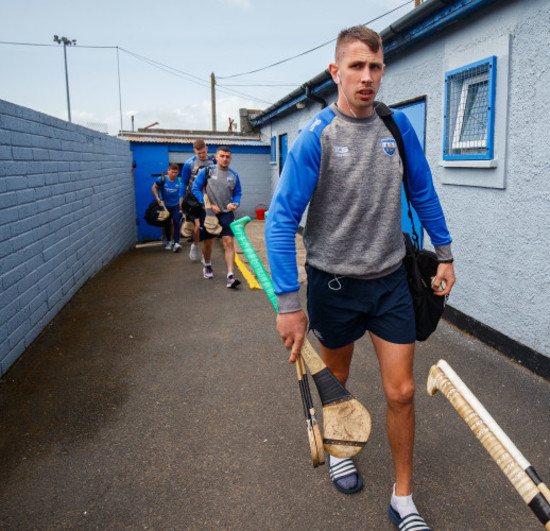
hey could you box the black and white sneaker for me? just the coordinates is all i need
[226,275,241,289]
[203,265,214,279]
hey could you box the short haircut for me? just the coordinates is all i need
[168,162,179,170]
[193,139,206,150]
[335,26,383,62]
[217,146,231,154]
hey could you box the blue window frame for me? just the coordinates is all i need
[279,134,288,174]
[443,56,496,160]
[270,136,276,162]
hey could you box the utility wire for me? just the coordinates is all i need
[118,48,273,105]
[118,47,207,84]
[0,40,273,105]
[217,0,413,79]
[1,0,411,105]
[0,41,116,49]
[221,83,301,87]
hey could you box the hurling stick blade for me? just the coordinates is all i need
[301,339,371,458]
[312,419,325,465]
[428,364,550,530]
[298,355,325,466]
[295,355,321,467]
[230,216,371,458]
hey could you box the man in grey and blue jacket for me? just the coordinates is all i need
[265,25,455,530]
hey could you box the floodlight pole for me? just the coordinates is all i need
[53,35,76,122]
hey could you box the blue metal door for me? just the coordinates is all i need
[133,144,171,242]
[396,100,426,247]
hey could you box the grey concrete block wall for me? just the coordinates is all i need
[0,100,136,377]
[228,152,272,217]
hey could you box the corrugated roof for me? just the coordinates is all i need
[119,130,268,147]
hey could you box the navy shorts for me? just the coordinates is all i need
[306,264,416,348]
[199,211,235,240]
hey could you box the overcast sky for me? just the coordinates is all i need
[0,0,414,135]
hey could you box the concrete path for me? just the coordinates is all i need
[1,220,549,530]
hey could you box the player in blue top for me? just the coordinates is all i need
[180,139,216,261]
[192,146,242,288]
[152,163,184,252]
[265,26,455,530]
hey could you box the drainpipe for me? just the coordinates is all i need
[304,83,327,109]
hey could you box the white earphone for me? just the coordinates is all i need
[335,71,358,118]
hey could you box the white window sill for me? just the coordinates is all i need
[439,159,498,169]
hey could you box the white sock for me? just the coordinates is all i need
[329,455,348,466]
[328,455,358,489]
[391,483,418,517]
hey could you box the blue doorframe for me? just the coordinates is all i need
[279,134,288,174]
[395,99,426,247]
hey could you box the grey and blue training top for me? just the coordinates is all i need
[265,102,452,313]
[191,165,242,214]
[181,155,215,189]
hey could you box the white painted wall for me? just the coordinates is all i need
[259,0,550,357]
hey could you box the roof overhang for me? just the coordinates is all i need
[251,0,501,127]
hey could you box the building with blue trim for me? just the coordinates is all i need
[249,0,550,374]
[120,127,271,242]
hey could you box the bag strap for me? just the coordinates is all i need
[159,173,166,201]
[375,102,419,250]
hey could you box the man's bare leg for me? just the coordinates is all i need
[319,342,354,385]
[370,332,415,496]
[222,235,235,275]
[202,239,213,264]
[319,342,362,493]
[193,219,200,246]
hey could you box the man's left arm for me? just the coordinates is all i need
[396,112,456,295]
[191,169,206,204]
[227,174,242,211]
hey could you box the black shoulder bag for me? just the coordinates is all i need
[181,167,210,217]
[377,103,446,341]
[144,174,170,227]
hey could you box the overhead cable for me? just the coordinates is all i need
[217,0,413,80]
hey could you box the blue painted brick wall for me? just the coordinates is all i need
[0,99,136,377]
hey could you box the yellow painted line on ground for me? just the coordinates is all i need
[235,253,261,290]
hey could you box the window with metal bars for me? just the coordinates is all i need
[443,56,496,160]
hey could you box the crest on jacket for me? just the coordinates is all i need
[382,138,397,156]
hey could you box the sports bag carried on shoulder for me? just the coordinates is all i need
[144,174,171,227]
[402,231,445,341]
[377,102,447,341]
[182,167,212,217]
[144,201,169,226]
[180,189,202,217]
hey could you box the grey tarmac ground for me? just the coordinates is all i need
[1,219,549,530]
